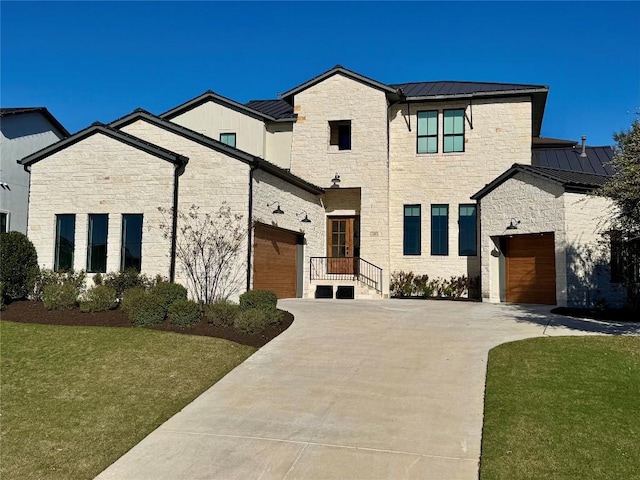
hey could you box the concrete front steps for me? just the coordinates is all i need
[308,279,384,299]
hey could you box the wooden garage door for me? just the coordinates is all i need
[505,233,556,305]
[253,224,298,299]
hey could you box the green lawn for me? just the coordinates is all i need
[0,321,256,480]
[480,336,640,480]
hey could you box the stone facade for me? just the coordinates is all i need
[289,73,391,293]
[28,133,175,278]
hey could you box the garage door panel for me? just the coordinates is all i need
[506,233,556,305]
[253,225,298,299]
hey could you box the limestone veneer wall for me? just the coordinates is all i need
[27,133,175,278]
[289,73,390,294]
[252,169,324,298]
[388,97,532,281]
[119,119,251,300]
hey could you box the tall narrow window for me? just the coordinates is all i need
[121,214,143,272]
[459,204,477,256]
[220,133,236,148]
[87,214,108,273]
[417,111,438,153]
[403,205,421,255]
[54,214,75,271]
[443,109,465,153]
[431,205,449,256]
[329,120,351,150]
[0,212,8,233]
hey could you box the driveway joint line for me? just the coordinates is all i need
[281,442,309,480]
[159,429,479,462]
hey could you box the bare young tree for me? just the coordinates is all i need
[159,203,246,304]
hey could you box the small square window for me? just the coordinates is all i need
[220,133,236,148]
[329,120,351,151]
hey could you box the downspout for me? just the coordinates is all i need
[170,160,187,283]
[246,164,258,291]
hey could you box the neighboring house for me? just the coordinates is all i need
[0,108,69,234]
[19,66,622,307]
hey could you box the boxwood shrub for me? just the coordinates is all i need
[80,285,117,313]
[168,299,202,327]
[121,287,147,314]
[128,294,166,326]
[205,300,241,327]
[43,283,79,311]
[234,308,269,334]
[239,290,277,312]
[150,282,188,309]
[0,231,40,300]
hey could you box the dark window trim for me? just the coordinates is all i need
[0,211,8,234]
[458,203,478,257]
[54,214,76,272]
[329,120,352,151]
[431,204,449,256]
[87,213,108,273]
[416,110,438,154]
[121,213,144,272]
[443,108,465,153]
[403,204,421,256]
[220,132,236,148]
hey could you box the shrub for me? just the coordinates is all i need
[0,281,5,310]
[234,308,269,334]
[168,299,202,327]
[205,300,241,327]
[0,231,40,300]
[150,282,188,309]
[100,269,152,298]
[43,283,78,310]
[33,269,86,301]
[239,290,277,311]
[121,287,148,314]
[128,294,166,326]
[390,271,415,297]
[80,285,117,313]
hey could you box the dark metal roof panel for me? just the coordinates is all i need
[532,137,579,148]
[245,100,295,120]
[390,81,547,98]
[533,146,614,175]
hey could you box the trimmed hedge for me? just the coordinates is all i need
[0,231,39,300]
[121,287,147,314]
[80,285,118,313]
[234,308,269,334]
[94,269,153,298]
[168,299,202,327]
[150,282,188,309]
[128,294,166,326]
[239,290,277,311]
[205,300,241,327]
[43,283,79,311]
[33,270,86,302]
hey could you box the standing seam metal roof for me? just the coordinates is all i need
[244,100,295,120]
[390,81,548,98]
[532,146,614,176]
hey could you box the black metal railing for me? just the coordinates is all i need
[310,257,383,294]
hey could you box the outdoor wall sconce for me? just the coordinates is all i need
[296,211,312,223]
[506,218,520,230]
[267,201,284,215]
[330,173,341,188]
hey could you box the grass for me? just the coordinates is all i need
[0,321,256,480]
[480,336,640,480]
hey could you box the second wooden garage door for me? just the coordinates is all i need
[253,224,299,299]
[505,233,556,305]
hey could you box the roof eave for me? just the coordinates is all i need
[160,91,277,123]
[403,87,549,102]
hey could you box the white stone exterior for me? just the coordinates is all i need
[252,169,325,298]
[478,172,625,307]
[28,133,175,278]
[289,73,391,294]
[388,98,532,282]
[1,112,66,234]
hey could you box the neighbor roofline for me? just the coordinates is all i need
[18,122,188,168]
[0,107,71,137]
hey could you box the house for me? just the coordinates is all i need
[18,66,623,307]
[0,107,69,234]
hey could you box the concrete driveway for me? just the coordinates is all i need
[96,299,639,480]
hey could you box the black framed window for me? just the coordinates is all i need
[403,205,421,255]
[54,214,75,271]
[443,109,465,153]
[459,204,477,256]
[417,111,438,154]
[121,214,143,272]
[431,204,449,256]
[0,212,7,233]
[329,120,351,150]
[220,133,236,148]
[87,214,108,273]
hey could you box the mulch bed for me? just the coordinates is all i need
[1,300,294,348]
[551,306,638,323]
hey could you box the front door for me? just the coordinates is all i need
[327,217,358,274]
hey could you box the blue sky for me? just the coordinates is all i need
[2,1,638,146]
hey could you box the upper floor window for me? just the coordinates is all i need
[431,204,449,256]
[87,214,108,273]
[403,205,421,255]
[55,214,75,271]
[122,214,143,272]
[458,204,477,256]
[443,109,465,153]
[417,111,438,154]
[329,120,351,151]
[220,133,236,148]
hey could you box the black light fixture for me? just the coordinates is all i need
[506,218,520,230]
[296,211,311,223]
[267,201,284,215]
[330,173,341,188]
